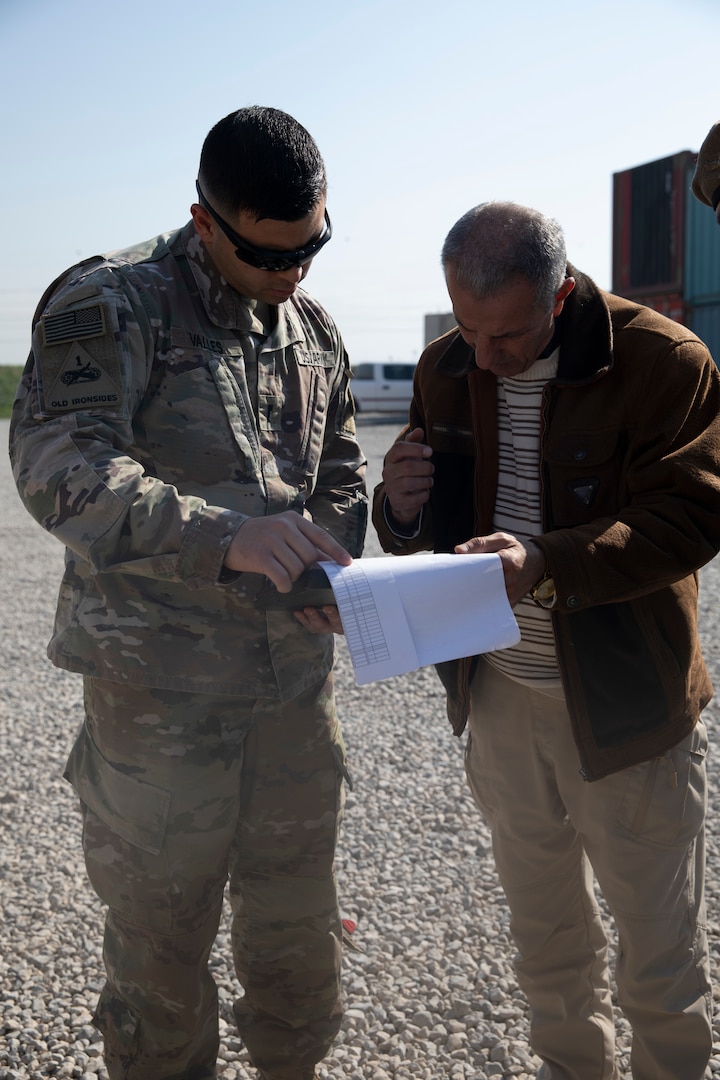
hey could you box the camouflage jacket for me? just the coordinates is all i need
[9,222,367,700]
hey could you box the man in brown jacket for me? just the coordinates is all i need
[373,202,720,1080]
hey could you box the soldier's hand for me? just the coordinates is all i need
[382,427,434,525]
[224,512,352,593]
[294,605,345,635]
[455,532,546,608]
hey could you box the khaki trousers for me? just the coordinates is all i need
[65,674,347,1080]
[465,659,711,1080]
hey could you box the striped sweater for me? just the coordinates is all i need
[485,351,562,691]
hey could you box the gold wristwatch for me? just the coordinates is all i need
[531,568,557,610]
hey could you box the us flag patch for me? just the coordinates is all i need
[42,304,106,346]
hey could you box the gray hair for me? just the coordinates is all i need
[441,202,567,311]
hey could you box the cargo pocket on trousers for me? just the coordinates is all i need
[616,721,708,846]
[64,723,172,855]
[92,983,141,1067]
[64,723,177,932]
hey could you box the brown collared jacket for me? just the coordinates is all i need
[373,267,720,780]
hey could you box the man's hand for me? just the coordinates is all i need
[224,512,351,592]
[455,532,547,608]
[382,427,434,525]
[293,605,345,636]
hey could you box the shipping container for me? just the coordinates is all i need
[687,302,720,365]
[684,187,720,305]
[612,151,695,297]
[621,292,687,325]
[611,147,720,365]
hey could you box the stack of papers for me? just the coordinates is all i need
[322,552,520,686]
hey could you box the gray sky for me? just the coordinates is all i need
[1,0,718,365]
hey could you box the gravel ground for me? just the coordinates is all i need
[2,412,720,1080]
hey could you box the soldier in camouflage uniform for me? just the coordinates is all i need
[691,120,720,223]
[9,106,367,1080]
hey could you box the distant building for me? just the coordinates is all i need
[612,150,720,363]
[424,312,456,345]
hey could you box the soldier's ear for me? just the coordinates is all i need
[191,203,215,244]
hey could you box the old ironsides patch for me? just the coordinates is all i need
[40,341,122,413]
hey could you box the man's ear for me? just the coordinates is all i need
[552,276,575,317]
[190,202,214,244]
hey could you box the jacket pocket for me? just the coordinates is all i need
[285,347,336,478]
[544,427,626,524]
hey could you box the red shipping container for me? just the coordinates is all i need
[622,292,687,325]
[612,151,695,298]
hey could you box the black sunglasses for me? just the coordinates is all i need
[195,180,332,272]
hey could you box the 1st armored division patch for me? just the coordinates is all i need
[37,301,123,413]
[41,342,122,412]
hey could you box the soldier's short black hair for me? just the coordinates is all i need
[198,106,327,222]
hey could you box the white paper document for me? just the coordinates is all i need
[322,553,520,686]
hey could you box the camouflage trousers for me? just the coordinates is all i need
[64,673,348,1080]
